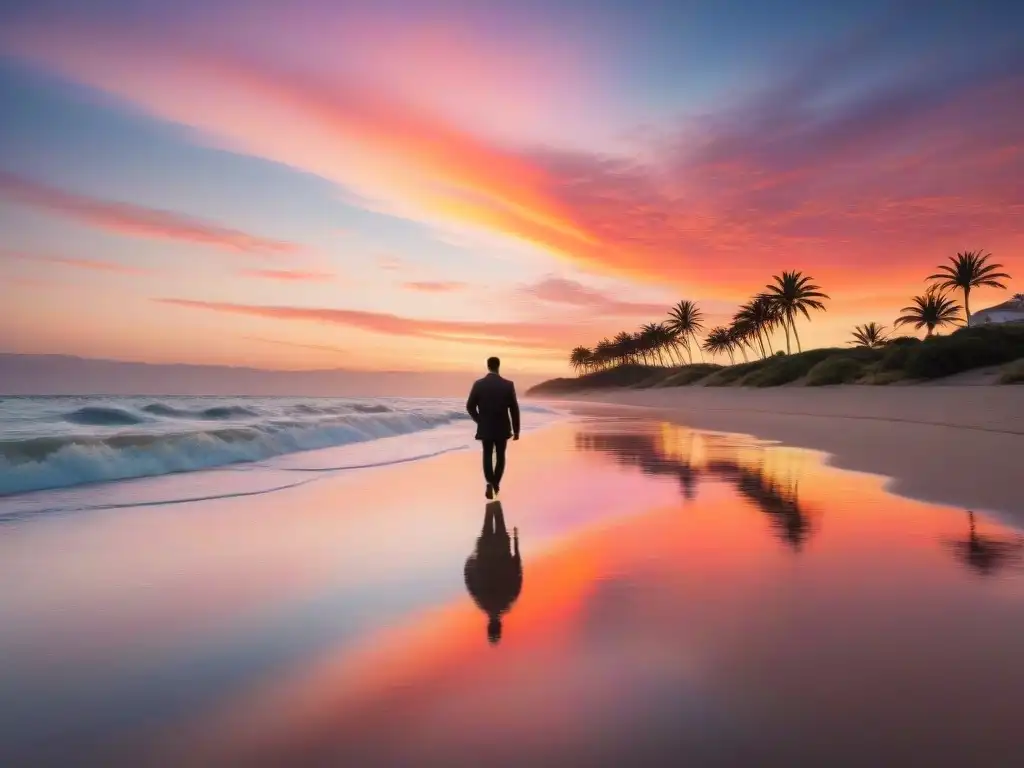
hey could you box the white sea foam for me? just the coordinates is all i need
[0,396,558,498]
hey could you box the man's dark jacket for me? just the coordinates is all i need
[466,373,521,441]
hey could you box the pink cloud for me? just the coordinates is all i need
[3,19,1021,322]
[156,298,588,351]
[0,172,299,255]
[401,281,467,293]
[521,277,668,317]
[2,251,153,275]
[239,269,334,282]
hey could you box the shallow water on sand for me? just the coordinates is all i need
[1,416,1022,766]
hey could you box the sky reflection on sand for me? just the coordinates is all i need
[172,419,1024,767]
[2,417,1023,765]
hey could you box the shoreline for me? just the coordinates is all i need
[536,385,1024,523]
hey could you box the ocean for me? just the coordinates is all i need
[0,396,558,514]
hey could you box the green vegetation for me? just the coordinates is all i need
[806,356,872,386]
[530,324,1024,395]
[540,250,1019,396]
[1000,358,1024,384]
[902,324,1024,379]
[849,322,889,348]
[652,364,722,387]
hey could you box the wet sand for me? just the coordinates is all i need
[542,386,1024,521]
[2,414,1024,766]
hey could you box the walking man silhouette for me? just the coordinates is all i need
[466,356,520,499]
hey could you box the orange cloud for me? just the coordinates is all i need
[0,171,299,255]
[401,281,467,293]
[4,22,1021,309]
[239,269,334,281]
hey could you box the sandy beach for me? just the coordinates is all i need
[537,386,1024,522]
[2,409,1024,766]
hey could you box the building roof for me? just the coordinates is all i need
[974,299,1024,316]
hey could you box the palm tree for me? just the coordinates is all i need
[569,346,593,374]
[849,322,889,349]
[640,323,667,366]
[650,323,678,365]
[667,300,705,363]
[927,250,1010,326]
[894,288,962,337]
[736,295,780,358]
[613,331,636,366]
[762,271,829,354]
[594,338,614,369]
[703,326,734,364]
[728,319,759,362]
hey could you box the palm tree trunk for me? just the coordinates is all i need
[964,287,971,327]
[755,331,766,359]
[781,314,791,355]
[695,336,705,362]
[738,345,748,362]
[765,331,774,356]
[791,317,803,353]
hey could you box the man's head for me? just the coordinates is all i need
[486,356,500,373]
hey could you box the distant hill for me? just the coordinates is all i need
[0,354,542,397]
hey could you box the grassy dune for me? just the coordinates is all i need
[529,324,1024,395]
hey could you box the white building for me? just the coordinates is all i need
[971,297,1024,326]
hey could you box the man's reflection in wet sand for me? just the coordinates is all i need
[464,501,522,645]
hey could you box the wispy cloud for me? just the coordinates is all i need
[239,269,334,281]
[157,298,585,350]
[242,336,347,354]
[2,251,154,275]
[8,22,1020,298]
[0,171,299,255]
[521,277,668,317]
[401,281,467,293]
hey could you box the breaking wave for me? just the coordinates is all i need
[1,407,474,496]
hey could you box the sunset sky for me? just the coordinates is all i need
[1,0,1021,375]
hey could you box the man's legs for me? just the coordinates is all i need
[482,439,496,486]
[493,439,508,491]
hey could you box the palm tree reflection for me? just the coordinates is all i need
[708,459,812,551]
[575,430,701,500]
[464,501,522,645]
[945,510,1023,577]
[576,423,814,550]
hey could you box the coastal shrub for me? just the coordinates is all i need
[741,348,841,387]
[859,368,906,385]
[805,356,868,386]
[703,360,765,386]
[904,325,1024,379]
[1000,358,1024,384]
[653,364,722,387]
[527,364,662,395]
[879,342,917,371]
[887,336,922,347]
[632,368,679,388]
